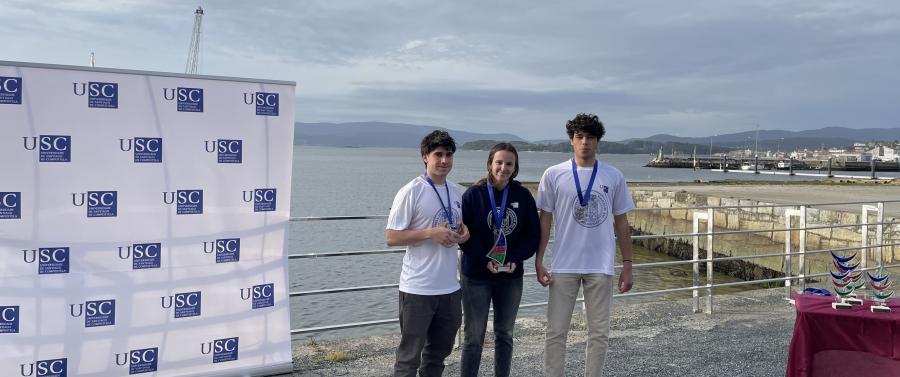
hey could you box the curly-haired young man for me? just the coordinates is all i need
[534,113,635,377]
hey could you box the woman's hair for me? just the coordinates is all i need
[475,142,519,187]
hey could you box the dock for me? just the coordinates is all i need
[645,154,900,172]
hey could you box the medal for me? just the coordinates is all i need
[571,159,598,207]
[424,172,455,230]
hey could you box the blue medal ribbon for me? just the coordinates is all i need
[424,172,454,228]
[486,181,509,233]
[571,159,598,207]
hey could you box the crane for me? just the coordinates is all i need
[185,6,204,74]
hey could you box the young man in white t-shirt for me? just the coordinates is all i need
[386,130,471,377]
[535,113,635,377]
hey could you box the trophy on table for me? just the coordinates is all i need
[831,251,864,309]
[867,265,894,313]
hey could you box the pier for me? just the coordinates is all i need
[645,154,900,172]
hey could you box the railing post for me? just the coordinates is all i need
[827,158,833,178]
[877,202,885,265]
[798,206,807,291]
[706,208,714,314]
[580,293,587,328]
[871,158,876,179]
[861,204,878,270]
[456,249,463,349]
[789,157,795,176]
[784,208,802,299]
[691,211,706,313]
[722,155,728,172]
[754,155,760,174]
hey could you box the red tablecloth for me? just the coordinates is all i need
[786,292,900,377]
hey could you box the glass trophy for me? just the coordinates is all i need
[867,265,893,313]
[831,251,862,309]
[486,230,511,273]
[445,221,462,248]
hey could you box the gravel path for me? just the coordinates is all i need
[287,288,795,376]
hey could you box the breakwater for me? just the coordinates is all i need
[645,155,900,172]
[522,182,899,282]
[629,186,900,281]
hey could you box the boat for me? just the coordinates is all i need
[776,161,791,170]
[740,163,759,171]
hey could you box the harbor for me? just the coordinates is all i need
[644,154,900,173]
[6,2,900,376]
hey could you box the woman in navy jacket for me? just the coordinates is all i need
[459,142,540,377]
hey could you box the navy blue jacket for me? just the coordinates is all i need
[460,180,540,280]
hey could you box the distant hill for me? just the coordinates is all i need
[294,122,525,148]
[462,139,732,155]
[532,139,568,145]
[632,127,900,145]
[295,122,900,151]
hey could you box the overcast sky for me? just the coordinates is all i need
[3,0,899,141]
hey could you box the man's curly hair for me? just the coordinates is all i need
[420,130,457,156]
[565,113,606,140]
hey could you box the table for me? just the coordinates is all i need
[786,292,900,376]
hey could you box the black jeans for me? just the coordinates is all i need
[394,290,462,377]
[460,276,524,377]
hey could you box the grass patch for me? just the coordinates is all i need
[304,338,354,364]
[324,351,352,362]
[306,339,320,349]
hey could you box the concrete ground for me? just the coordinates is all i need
[631,182,900,217]
[288,288,796,377]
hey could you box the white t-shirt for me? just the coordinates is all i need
[387,176,464,295]
[536,160,635,275]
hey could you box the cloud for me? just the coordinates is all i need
[2,0,900,140]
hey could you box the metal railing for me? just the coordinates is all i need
[288,199,900,335]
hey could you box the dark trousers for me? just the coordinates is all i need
[394,290,462,377]
[460,276,524,377]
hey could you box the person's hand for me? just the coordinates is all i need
[487,260,500,274]
[504,262,517,273]
[535,261,552,287]
[429,227,459,248]
[618,265,634,293]
[456,224,470,244]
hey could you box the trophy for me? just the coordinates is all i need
[486,230,511,273]
[831,251,864,309]
[867,265,893,313]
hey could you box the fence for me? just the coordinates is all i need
[288,199,900,335]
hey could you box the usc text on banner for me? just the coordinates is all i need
[0,61,295,377]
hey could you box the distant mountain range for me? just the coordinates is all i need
[295,122,900,153]
[626,127,900,151]
[294,122,524,148]
[630,127,900,144]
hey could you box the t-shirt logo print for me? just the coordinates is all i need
[573,190,609,228]
[486,208,518,236]
[431,209,461,229]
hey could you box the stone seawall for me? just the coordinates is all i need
[629,188,900,280]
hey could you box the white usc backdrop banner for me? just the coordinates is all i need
[0,61,295,377]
